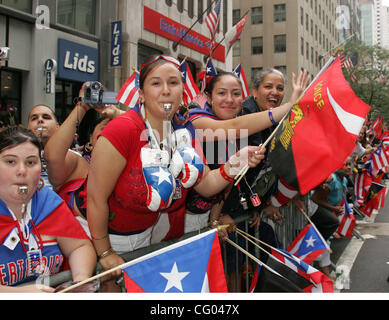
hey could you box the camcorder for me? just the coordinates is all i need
[83,81,118,107]
[0,47,10,60]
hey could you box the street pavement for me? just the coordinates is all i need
[330,190,389,293]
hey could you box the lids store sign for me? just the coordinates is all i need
[144,6,225,62]
[58,39,98,82]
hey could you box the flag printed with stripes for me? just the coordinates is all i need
[337,198,355,238]
[199,59,217,92]
[268,57,370,194]
[352,168,372,207]
[271,248,334,293]
[233,64,249,99]
[115,70,140,107]
[287,224,327,264]
[205,0,222,41]
[180,61,199,105]
[270,178,298,208]
[225,15,247,55]
[370,144,389,175]
[122,229,227,292]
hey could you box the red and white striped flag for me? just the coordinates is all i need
[353,169,372,207]
[205,0,222,42]
[337,198,355,238]
[225,15,247,55]
[180,61,199,105]
[270,178,298,208]
[233,64,249,99]
[115,70,140,107]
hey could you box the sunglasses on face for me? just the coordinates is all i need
[140,55,181,74]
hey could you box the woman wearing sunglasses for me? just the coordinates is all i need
[86,55,265,289]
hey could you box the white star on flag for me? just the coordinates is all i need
[305,235,316,248]
[160,262,190,292]
[151,167,172,185]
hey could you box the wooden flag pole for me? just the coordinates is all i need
[224,237,264,267]
[234,112,288,186]
[57,263,124,293]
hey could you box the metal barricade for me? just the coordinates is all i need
[23,196,311,292]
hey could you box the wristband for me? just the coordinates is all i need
[268,108,278,125]
[219,164,234,182]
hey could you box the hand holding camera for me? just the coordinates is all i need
[83,81,118,108]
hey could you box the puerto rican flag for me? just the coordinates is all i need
[180,61,199,105]
[233,64,249,99]
[353,167,372,207]
[115,70,140,107]
[198,59,217,92]
[337,198,355,238]
[369,144,389,175]
[271,248,334,293]
[122,229,227,292]
[287,224,327,264]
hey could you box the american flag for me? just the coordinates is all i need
[115,70,140,107]
[180,61,199,105]
[205,0,221,41]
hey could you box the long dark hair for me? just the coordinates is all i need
[0,126,41,155]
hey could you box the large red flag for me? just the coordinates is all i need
[268,58,371,194]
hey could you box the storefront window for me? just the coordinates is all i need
[0,70,21,127]
[0,0,32,13]
[57,0,96,35]
[137,43,163,70]
[55,79,82,124]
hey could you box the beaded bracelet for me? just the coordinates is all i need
[268,108,278,125]
[219,164,234,182]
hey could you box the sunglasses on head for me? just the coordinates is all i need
[140,55,180,74]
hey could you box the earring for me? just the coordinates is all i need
[37,177,45,191]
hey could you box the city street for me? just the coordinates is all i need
[331,190,389,293]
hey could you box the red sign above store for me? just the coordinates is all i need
[144,6,225,62]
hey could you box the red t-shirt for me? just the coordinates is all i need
[99,108,195,239]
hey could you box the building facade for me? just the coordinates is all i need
[231,0,359,98]
[114,0,232,93]
[0,0,233,127]
[0,0,119,126]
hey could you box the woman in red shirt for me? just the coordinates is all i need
[86,55,265,286]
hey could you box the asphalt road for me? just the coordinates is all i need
[330,192,389,293]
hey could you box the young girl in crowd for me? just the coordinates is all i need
[0,126,96,292]
[86,55,265,286]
